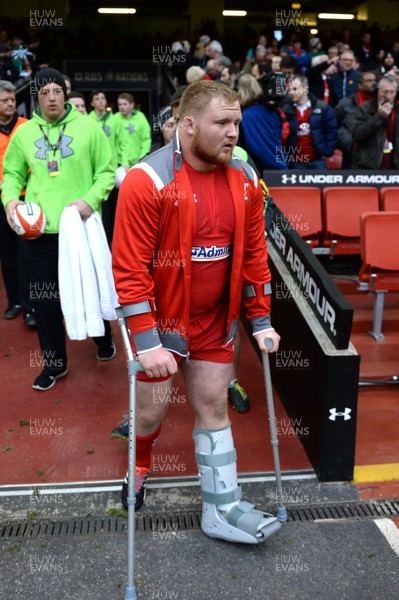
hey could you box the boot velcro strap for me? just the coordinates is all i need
[227,501,256,527]
[201,486,242,505]
[195,449,236,467]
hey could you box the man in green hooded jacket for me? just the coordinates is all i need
[2,68,115,391]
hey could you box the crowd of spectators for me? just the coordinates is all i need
[1,17,399,170]
[165,29,399,170]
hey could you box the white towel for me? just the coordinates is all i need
[58,206,117,340]
[85,212,118,322]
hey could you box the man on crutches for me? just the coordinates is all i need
[112,80,281,544]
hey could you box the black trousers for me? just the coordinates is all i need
[0,202,33,312]
[102,187,119,246]
[26,233,112,373]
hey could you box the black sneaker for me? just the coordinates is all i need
[121,466,150,511]
[24,312,36,329]
[112,422,128,441]
[96,341,116,361]
[228,381,250,413]
[5,304,22,320]
[32,369,68,391]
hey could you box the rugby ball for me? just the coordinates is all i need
[115,165,127,189]
[12,202,46,239]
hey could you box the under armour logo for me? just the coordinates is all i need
[103,125,110,137]
[282,174,297,184]
[243,182,249,201]
[128,124,135,134]
[329,408,352,421]
[34,136,74,160]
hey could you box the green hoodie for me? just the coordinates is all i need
[114,109,151,166]
[2,103,115,233]
[88,110,129,167]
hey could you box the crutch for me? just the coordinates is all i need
[262,338,288,522]
[116,307,144,600]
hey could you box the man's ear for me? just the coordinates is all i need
[179,115,195,135]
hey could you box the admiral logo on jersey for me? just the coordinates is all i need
[191,245,231,261]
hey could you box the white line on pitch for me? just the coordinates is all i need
[374,518,399,557]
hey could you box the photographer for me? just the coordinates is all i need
[237,73,288,171]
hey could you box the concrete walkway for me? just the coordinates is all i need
[1,477,398,600]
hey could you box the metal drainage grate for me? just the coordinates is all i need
[1,500,399,540]
[287,499,399,522]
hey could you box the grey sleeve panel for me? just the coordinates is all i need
[133,327,161,352]
[243,285,256,298]
[251,315,272,334]
[264,282,272,295]
[140,143,175,188]
[119,301,153,317]
[244,283,272,298]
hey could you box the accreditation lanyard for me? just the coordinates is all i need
[383,110,395,154]
[39,123,67,176]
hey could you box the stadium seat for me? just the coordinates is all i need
[326,149,343,170]
[358,211,399,340]
[269,187,322,249]
[322,187,379,255]
[379,187,399,211]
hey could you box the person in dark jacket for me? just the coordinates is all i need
[352,74,399,169]
[335,71,377,168]
[237,73,288,171]
[329,50,361,107]
[281,74,338,169]
[307,54,339,102]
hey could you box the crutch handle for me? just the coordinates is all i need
[264,337,273,351]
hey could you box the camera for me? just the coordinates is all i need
[260,71,288,105]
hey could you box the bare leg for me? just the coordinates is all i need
[180,360,233,429]
[136,377,175,436]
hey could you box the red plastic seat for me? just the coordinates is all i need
[269,187,322,248]
[358,211,399,340]
[322,187,379,255]
[326,149,343,170]
[379,187,399,211]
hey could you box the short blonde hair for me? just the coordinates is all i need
[179,80,239,119]
[185,66,206,84]
[237,73,263,108]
